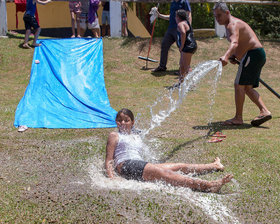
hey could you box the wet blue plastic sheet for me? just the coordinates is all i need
[14,38,117,128]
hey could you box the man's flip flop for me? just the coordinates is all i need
[223,119,243,125]
[212,131,226,138]
[251,114,272,127]
[207,137,223,143]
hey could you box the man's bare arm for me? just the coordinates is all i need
[220,22,239,66]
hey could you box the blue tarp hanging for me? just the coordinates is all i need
[14,38,117,129]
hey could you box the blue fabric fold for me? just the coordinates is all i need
[14,38,117,129]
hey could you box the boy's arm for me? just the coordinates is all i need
[36,0,51,5]
[105,132,118,179]
[220,22,239,66]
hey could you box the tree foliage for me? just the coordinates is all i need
[136,3,280,39]
[229,4,280,39]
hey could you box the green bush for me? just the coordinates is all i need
[230,4,280,39]
[136,3,280,39]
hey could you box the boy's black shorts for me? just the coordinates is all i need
[23,13,40,30]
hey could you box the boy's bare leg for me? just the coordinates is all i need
[32,27,41,47]
[76,15,81,37]
[70,12,76,37]
[23,29,32,48]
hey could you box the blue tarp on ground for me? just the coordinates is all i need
[14,38,117,128]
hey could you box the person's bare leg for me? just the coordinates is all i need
[106,24,110,36]
[101,25,106,37]
[80,28,86,37]
[179,52,192,83]
[70,12,76,37]
[92,28,100,38]
[245,86,271,117]
[179,54,185,83]
[142,164,233,193]
[224,84,245,125]
[154,157,224,175]
[23,29,32,48]
[76,15,81,37]
[32,27,41,47]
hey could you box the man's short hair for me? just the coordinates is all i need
[213,2,229,12]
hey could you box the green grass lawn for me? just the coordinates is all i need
[0,33,279,223]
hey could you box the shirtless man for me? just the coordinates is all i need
[213,2,272,126]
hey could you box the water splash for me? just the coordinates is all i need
[139,60,222,136]
[86,60,240,222]
[87,158,240,223]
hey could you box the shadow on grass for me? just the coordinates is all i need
[7,32,25,40]
[161,120,270,162]
[151,69,179,77]
[193,121,270,134]
[160,135,206,162]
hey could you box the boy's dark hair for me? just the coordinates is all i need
[116,108,134,121]
[176,9,188,21]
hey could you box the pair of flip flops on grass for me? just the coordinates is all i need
[207,131,226,143]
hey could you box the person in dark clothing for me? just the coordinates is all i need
[23,0,51,48]
[175,9,197,84]
[153,0,191,72]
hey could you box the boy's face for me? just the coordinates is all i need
[214,8,229,25]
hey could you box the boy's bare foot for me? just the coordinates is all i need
[223,118,243,125]
[213,157,224,171]
[77,35,81,38]
[71,35,75,38]
[209,174,233,193]
[23,43,31,49]
[32,43,41,47]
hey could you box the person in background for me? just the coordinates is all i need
[69,0,82,38]
[153,0,192,72]
[101,0,110,36]
[22,0,52,49]
[213,2,272,126]
[88,0,101,37]
[79,0,101,38]
[121,2,128,37]
[175,9,197,84]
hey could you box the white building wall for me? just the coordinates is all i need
[110,0,121,37]
[0,0,7,36]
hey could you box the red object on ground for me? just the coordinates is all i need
[207,137,223,143]
[15,0,40,29]
[212,131,226,138]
